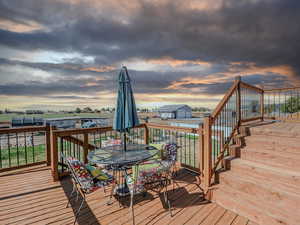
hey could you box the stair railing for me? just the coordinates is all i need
[203,76,264,190]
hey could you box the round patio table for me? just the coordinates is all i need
[87,144,158,166]
[87,144,158,200]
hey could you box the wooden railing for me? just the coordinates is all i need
[146,123,203,173]
[2,77,300,198]
[0,125,51,172]
[264,87,300,121]
[50,123,204,181]
[50,124,146,180]
[202,77,264,189]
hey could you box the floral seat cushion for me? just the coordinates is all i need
[126,161,169,194]
[66,157,112,193]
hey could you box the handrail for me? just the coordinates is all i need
[240,81,263,93]
[264,86,300,92]
[146,123,201,133]
[53,124,146,136]
[61,135,96,150]
[0,126,47,134]
[211,80,239,120]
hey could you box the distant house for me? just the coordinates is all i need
[158,104,192,119]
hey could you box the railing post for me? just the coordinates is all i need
[45,124,51,166]
[83,133,89,164]
[144,123,149,145]
[203,116,212,190]
[261,86,264,121]
[236,76,241,126]
[198,124,204,173]
[50,127,59,181]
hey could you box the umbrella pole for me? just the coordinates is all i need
[123,132,127,152]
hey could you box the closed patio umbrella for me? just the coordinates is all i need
[113,66,139,151]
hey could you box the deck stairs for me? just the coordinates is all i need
[212,121,300,225]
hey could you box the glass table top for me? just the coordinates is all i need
[87,144,158,166]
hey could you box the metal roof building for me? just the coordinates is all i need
[158,104,192,119]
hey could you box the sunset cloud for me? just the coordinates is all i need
[0,0,300,110]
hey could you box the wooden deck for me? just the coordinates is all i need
[0,165,257,225]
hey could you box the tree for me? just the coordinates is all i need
[281,96,300,113]
[75,107,81,113]
[83,107,93,112]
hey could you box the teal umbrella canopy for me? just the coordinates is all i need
[113,66,139,134]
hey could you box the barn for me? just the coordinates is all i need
[158,104,192,119]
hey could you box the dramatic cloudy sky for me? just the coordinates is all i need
[0,0,300,110]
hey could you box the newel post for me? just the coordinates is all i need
[144,123,149,145]
[198,124,204,173]
[203,116,212,190]
[236,76,241,127]
[83,133,89,164]
[45,124,51,166]
[50,127,59,181]
[260,85,264,121]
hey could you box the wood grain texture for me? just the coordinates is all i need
[0,165,255,225]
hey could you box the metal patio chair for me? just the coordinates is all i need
[124,144,180,225]
[61,153,113,224]
[125,162,172,225]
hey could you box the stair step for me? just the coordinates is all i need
[216,172,300,225]
[230,159,300,195]
[244,135,300,154]
[241,147,300,172]
[247,123,300,138]
[214,185,297,225]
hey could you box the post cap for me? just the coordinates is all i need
[235,76,241,81]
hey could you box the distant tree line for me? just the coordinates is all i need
[264,96,300,114]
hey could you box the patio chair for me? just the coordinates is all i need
[61,153,113,224]
[125,162,172,225]
[142,143,180,190]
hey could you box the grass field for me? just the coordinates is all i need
[0,112,112,122]
[0,144,46,168]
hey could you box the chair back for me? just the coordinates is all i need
[61,153,95,193]
[164,143,178,162]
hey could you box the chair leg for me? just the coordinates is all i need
[66,183,76,208]
[164,180,172,217]
[74,193,85,225]
[107,178,116,205]
[130,191,135,225]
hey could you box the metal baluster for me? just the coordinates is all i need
[297,89,299,120]
[179,130,183,164]
[60,138,64,172]
[16,133,19,166]
[31,132,35,163]
[24,132,27,164]
[184,131,187,165]
[8,134,11,167]
[193,131,196,168]
[0,135,2,168]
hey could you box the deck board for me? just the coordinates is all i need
[0,165,256,225]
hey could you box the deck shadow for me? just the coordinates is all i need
[60,177,101,225]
